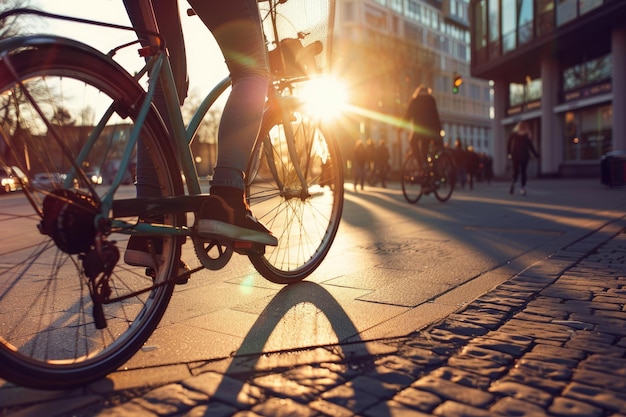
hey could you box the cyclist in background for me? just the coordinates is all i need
[124,0,277,272]
[399,84,442,170]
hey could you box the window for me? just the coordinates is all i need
[562,54,612,92]
[343,2,355,22]
[502,0,517,53]
[564,105,612,161]
[518,0,533,46]
[509,83,525,107]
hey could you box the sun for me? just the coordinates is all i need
[298,76,349,121]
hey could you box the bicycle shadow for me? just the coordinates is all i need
[192,281,396,416]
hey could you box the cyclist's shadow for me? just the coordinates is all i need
[198,281,393,416]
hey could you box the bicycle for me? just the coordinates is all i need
[0,0,342,390]
[401,141,456,204]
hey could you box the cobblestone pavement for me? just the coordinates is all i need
[3,215,626,416]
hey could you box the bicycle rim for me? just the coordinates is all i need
[246,100,344,284]
[401,156,423,204]
[0,40,181,389]
[433,152,455,202]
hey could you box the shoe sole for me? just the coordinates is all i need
[197,219,278,246]
[124,249,163,268]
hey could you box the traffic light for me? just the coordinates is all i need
[453,74,463,94]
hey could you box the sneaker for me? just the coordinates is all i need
[197,190,277,247]
[520,188,526,196]
[509,183,514,195]
[124,235,190,284]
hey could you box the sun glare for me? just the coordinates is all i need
[298,76,349,121]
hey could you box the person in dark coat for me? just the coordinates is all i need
[352,140,368,192]
[466,145,480,190]
[400,85,442,169]
[376,140,390,188]
[453,139,467,189]
[507,121,539,196]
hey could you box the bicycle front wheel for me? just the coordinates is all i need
[433,151,456,202]
[246,97,344,284]
[0,38,183,389]
[401,155,424,204]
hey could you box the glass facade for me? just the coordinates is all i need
[563,105,612,161]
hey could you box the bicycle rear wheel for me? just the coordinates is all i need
[433,151,456,202]
[246,96,344,284]
[0,38,183,389]
[401,155,424,204]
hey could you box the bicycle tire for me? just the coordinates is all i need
[245,96,344,284]
[433,151,456,202]
[0,38,183,389]
[401,155,423,204]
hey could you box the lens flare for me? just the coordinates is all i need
[298,76,349,121]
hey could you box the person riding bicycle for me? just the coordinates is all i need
[123,0,277,272]
[399,84,442,171]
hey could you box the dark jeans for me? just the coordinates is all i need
[512,159,530,187]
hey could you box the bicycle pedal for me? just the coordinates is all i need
[234,241,265,256]
[146,264,190,285]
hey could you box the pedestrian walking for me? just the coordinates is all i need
[507,121,539,196]
[376,139,390,188]
[482,152,494,185]
[352,140,367,192]
[452,139,467,189]
[466,145,480,190]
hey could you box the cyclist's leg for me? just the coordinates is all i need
[122,1,190,275]
[190,0,276,245]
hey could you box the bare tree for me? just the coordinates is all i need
[0,0,34,39]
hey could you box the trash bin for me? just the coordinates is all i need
[601,150,626,186]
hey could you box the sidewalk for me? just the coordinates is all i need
[2,184,626,417]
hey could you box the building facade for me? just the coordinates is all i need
[332,0,492,172]
[470,0,626,178]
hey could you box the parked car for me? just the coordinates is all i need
[0,166,22,193]
[86,171,103,185]
[32,172,66,190]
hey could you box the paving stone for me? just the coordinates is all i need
[181,402,240,417]
[436,319,489,337]
[488,381,553,407]
[566,336,625,356]
[392,387,441,412]
[580,354,626,376]
[499,319,574,341]
[573,368,626,391]
[432,401,493,417]
[307,399,353,417]
[182,372,264,408]
[250,397,317,417]
[428,366,492,390]
[399,346,446,367]
[319,380,382,413]
[374,355,428,379]
[128,383,208,416]
[502,372,568,395]
[9,396,102,417]
[459,345,514,366]
[412,376,493,407]
[281,365,345,393]
[446,355,509,379]
[252,373,318,402]
[521,351,580,368]
[563,382,626,412]
[490,397,550,416]
[447,310,507,330]
[363,399,433,417]
[466,337,530,356]
[548,396,604,417]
